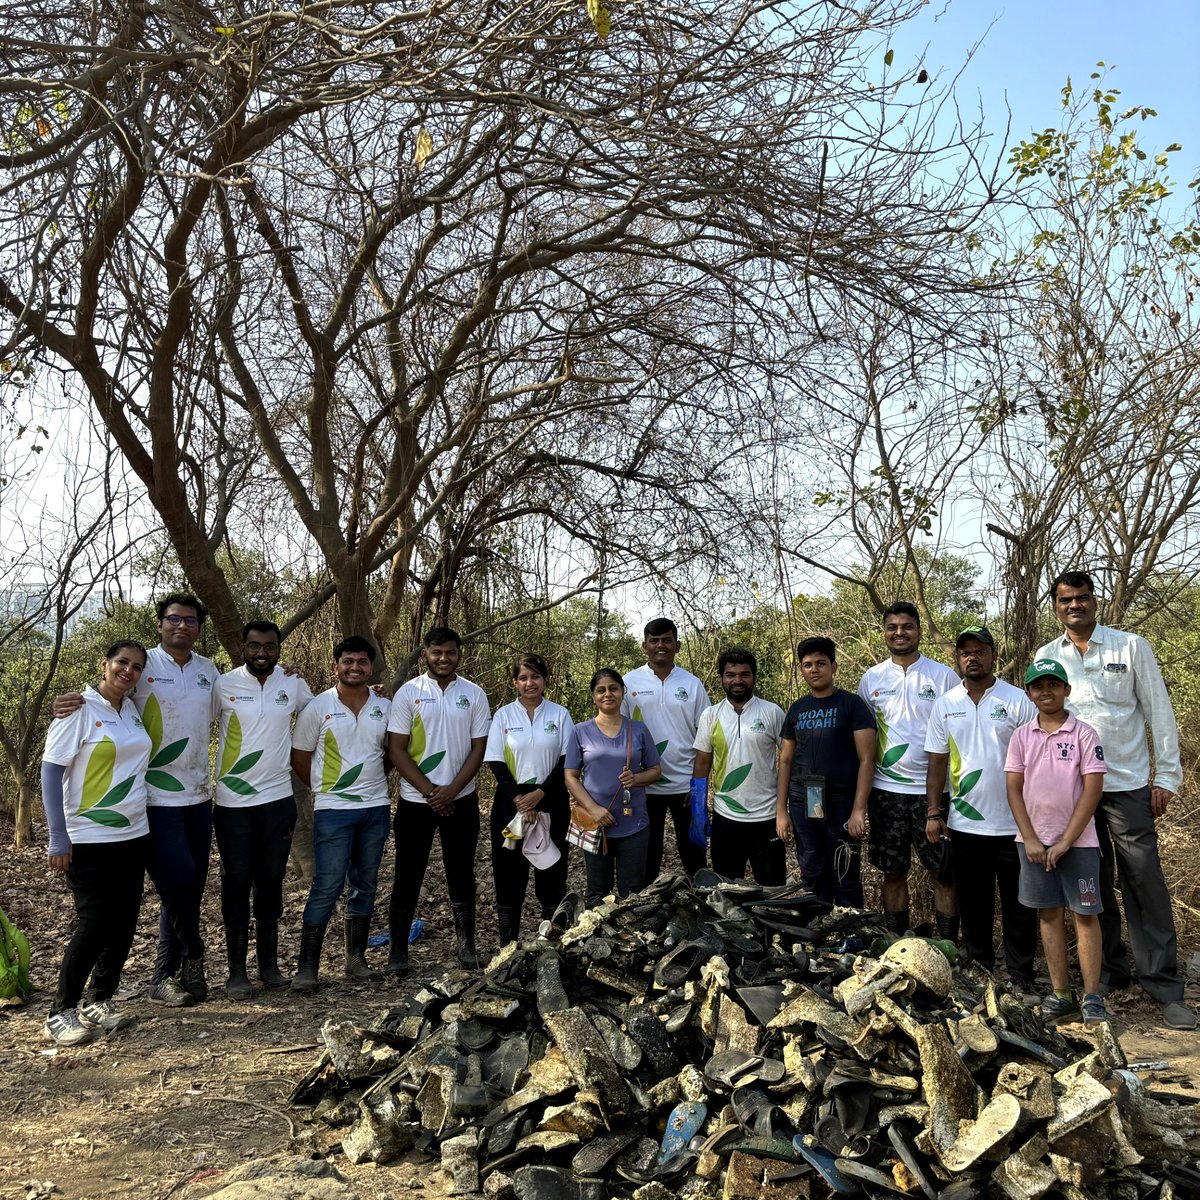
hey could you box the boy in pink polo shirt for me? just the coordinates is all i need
[1005,659,1107,1023]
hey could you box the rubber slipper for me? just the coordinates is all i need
[731,1084,780,1136]
[834,1157,908,1194]
[706,1050,785,1088]
[791,1137,860,1195]
[571,1129,640,1176]
[536,951,569,1018]
[690,1122,740,1157]
[658,1100,707,1163]
[591,1011,642,1071]
[830,1080,873,1137]
[655,940,709,988]
[886,1122,938,1200]
[724,1134,799,1161]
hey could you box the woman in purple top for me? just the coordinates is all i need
[565,669,661,905]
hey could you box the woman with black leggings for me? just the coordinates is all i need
[41,640,152,1045]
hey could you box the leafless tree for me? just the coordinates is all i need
[1,0,1005,666]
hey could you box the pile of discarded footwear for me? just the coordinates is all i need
[292,874,1200,1198]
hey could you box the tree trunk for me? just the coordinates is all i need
[12,772,34,848]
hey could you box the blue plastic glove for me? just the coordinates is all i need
[688,777,711,849]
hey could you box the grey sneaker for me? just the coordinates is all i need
[78,999,132,1033]
[1080,994,1108,1024]
[44,1009,94,1046]
[1161,1001,1198,1030]
[1040,993,1080,1023]
[149,977,195,1008]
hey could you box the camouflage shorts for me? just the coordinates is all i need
[867,789,945,876]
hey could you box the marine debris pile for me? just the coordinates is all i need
[292,875,1200,1199]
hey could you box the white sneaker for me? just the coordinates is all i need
[44,1009,94,1046]
[78,999,132,1033]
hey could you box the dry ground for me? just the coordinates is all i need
[2,811,1199,1200]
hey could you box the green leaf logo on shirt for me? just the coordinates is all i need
[947,733,984,820]
[141,693,187,792]
[408,709,446,775]
[710,722,747,813]
[874,706,914,784]
[217,712,262,796]
[319,728,366,801]
[78,736,134,827]
[503,742,536,786]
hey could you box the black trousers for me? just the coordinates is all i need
[1093,787,1183,1000]
[646,791,706,880]
[583,827,651,906]
[490,793,569,917]
[147,802,212,982]
[711,812,786,886]
[53,837,150,1015]
[950,828,1037,983]
[389,792,480,926]
[213,796,296,931]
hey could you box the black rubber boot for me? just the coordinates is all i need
[883,908,911,937]
[291,923,326,994]
[497,906,522,946]
[387,911,412,979]
[256,921,289,990]
[180,955,208,1003]
[935,909,960,944]
[452,902,480,970]
[224,926,256,999]
[344,915,380,982]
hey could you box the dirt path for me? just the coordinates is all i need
[3,839,1198,1200]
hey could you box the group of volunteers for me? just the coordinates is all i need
[39,570,1196,1046]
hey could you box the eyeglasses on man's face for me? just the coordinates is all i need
[162,614,200,627]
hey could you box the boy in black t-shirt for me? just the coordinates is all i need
[776,637,876,905]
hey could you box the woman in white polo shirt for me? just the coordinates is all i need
[40,641,153,1046]
[485,654,574,943]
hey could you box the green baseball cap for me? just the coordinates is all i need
[956,624,996,650]
[1025,658,1069,685]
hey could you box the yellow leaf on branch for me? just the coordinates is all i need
[586,0,611,39]
[415,126,433,170]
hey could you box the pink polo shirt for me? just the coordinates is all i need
[1004,713,1106,848]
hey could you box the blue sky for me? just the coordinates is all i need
[888,0,1200,189]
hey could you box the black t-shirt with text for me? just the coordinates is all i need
[782,689,876,793]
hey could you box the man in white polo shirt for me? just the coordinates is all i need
[212,621,314,997]
[290,636,392,994]
[857,602,960,939]
[387,626,490,973]
[924,626,1038,996]
[1037,570,1195,1030]
[691,648,786,883]
[622,618,711,880]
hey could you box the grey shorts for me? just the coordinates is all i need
[1017,844,1103,915]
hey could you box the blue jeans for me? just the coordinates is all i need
[303,805,391,926]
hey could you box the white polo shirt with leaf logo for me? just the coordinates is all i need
[692,696,784,821]
[924,679,1036,832]
[133,645,218,807]
[857,655,959,794]
[43,685,152,842]
[293,688,391,810]
[389,673,491,803]
[484,699,574,785]
[214,665,314,807]
[621,665,710,793]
